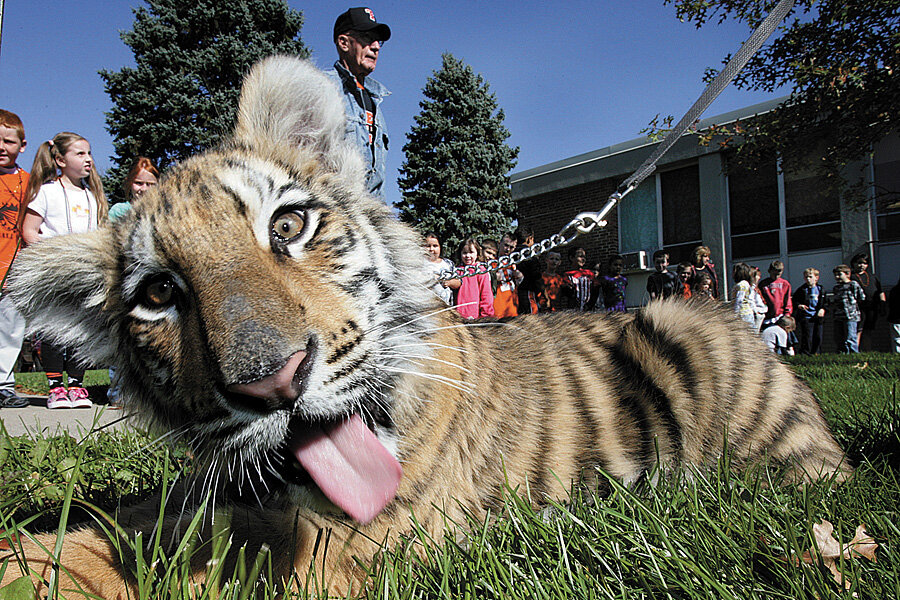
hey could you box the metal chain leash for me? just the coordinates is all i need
[437,0,795,282]
[437,209,610,281]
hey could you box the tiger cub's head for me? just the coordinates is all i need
[8,56,441,523]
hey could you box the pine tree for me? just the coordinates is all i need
[397,53,519,253]
[99,0,308,202]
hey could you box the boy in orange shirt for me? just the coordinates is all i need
[0,109,30,408]
[492,232,520,318]
[539,251,568,312]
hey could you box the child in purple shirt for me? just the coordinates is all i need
[601,255,628,312]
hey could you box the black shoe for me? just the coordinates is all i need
[0,389,29,408]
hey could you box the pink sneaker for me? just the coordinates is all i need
[47,387,73,409]
[68,387,93,409]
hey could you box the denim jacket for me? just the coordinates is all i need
[326,61,391,199]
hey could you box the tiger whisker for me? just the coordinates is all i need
[360,302,458,337]
[375,350,471,374]
[376,340,469,355]
[378,320,510,344]
[379,366,476,394]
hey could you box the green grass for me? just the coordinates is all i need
[1,354,898,599]
[14,369,110,396]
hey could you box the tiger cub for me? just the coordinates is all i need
[1,56,850,598]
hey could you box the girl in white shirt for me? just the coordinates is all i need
[19,132,108,408]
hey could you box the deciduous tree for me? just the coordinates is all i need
[666,0,899,205]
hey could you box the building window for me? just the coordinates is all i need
[787,222,842,253]
[660,165,701,264]
[783,162,841,251]
[732,230,779,260]
[619,178,657,254]
[728,160,779,260]
[727,152,841,260]
[874,157,900,243]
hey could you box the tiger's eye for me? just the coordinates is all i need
[144,277,175,307]
[272,211,306,242]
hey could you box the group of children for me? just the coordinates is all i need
[0,108,160,410]
[731,257,892,355]
[646,246,720,302]
[425,228,897,356]
[424,231,630,320]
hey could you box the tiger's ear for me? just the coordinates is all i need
[6,230,117,366]
[232,55,364,181]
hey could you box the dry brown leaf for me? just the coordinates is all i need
[810,520,843,560]
[0,530,19,551]
[844,524,878,562]
[794,520,880,592]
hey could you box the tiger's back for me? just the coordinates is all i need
[0,56,849,598]
[395,302,847,530]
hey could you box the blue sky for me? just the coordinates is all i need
[0,0,784,204]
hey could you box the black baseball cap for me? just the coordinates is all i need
[333,7,391,42]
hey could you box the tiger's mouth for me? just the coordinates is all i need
[220,339,402,524]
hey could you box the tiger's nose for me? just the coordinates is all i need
[225,349,311,412]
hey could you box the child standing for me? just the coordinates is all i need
[107,158,162,409]
[481,239,500,296]
[453,238,494,320]
[830,264,865,354]
[646,250,679,301]
[792,268,826,355]
[19,132,108,408]
[731,262,765,329]
[514,227,542,315]
[423,232,460,305]
[0,109,30,409]
[849,253,886,351]
[759,260,793,328]
[749,266,766,331]
[108,156,159,221]
[600,254,628,312]
[677,262,693,299]
[691,272,715,300]
[492,233,519,318]
[539,251,568,312]
[565,246,597,311]
[689,245,719,298]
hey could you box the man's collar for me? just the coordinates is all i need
[332,61,390,97]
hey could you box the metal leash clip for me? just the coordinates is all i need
[436,198,618,282]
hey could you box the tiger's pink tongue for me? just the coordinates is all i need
[292,413,401,524]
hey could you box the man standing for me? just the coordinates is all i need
[327,7,391,199]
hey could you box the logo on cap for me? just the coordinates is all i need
[364,8,376,22]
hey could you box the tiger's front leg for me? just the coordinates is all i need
[0,525,137,600]
[1,503,378,599]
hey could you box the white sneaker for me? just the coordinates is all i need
[47,387,73,409]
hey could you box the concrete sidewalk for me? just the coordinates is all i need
[0,395,133,437]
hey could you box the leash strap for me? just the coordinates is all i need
[616,0,796,200]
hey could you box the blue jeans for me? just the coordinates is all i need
[834,320,859,353]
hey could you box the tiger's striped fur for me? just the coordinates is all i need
[1,56,849,598]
